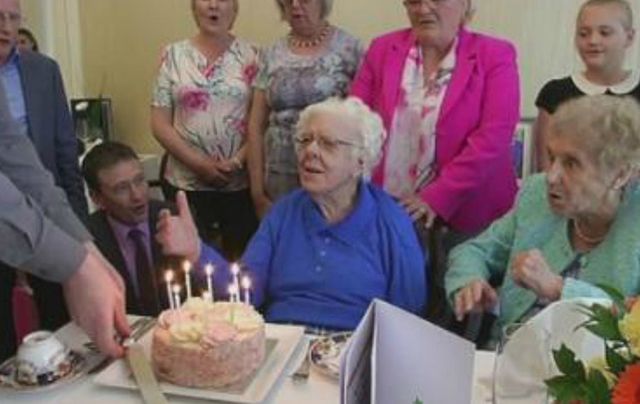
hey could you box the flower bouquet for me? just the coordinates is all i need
[545,286,640,404]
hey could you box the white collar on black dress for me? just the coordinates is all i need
[571,70,640,95]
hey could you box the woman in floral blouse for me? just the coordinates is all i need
[246,0,363,218]
[151,0,259,259]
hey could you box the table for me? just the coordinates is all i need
[1,321,495,403]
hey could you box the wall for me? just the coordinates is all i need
[73,0,640,153]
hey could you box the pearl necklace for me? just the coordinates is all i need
[288,23,331,48]
[573,220,606,245]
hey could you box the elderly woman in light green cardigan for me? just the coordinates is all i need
[446,95,640,334]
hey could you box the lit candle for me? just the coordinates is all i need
[228,284,239,303]
[165,270,175,310]
[241,276,251,305]
[183,260,192,299]
[201,291,211,302]
[172,284,182,309]
[205,263,214,302]
[230,263,240,302]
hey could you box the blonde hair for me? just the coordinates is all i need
[577,0,634,30]
[274,0,333,20]
[296,97,386,179]
[550,95,640,173]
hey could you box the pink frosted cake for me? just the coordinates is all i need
[151,298,266,388]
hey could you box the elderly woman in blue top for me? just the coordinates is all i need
[157,97,428,331]
[446,95,640,334]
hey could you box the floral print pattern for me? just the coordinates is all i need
[384,42,456,198]
[152,38,259,191]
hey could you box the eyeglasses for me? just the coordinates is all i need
[0,11,21,26]
[403,0,450,10]
[108,174,148,198]
[294,133,361,154]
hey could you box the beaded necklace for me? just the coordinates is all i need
[288,23,331,48]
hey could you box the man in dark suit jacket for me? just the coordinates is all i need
[82,142,173,316]
[0,0,87,351]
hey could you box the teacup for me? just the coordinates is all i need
[15,331,71,386]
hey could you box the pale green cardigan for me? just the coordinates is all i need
[445,174,640,329]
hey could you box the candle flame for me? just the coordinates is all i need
[182,260,192,273]
[241,275,251,289]
[205,263,214,276]
[230,263,240,275]
[172,284,181,294]
[165,270,174,282]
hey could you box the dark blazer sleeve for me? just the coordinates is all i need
[0,83,90,282]
[50,59,88,219]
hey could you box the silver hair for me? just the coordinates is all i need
[550,95,640,172]
[296,97,387,179]
[274,0,334,20]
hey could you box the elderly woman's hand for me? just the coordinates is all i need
[400,195,437,228]
[453,279,498,322]
[511,249,564,301]
[156,191,201,263]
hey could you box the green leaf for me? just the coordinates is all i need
[595,283,627,316]
[583,304,624,340]
[584,369,611,404]
[545,375,586,403]
[553,345,586,380]
[606,345,630,374]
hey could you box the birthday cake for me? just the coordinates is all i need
[151,298,266,388]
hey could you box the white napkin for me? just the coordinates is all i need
[494,298,608,403]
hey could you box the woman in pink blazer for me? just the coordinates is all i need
[351,0,520,236]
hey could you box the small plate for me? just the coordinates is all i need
[0,350,86,393]
[308,332,352,380]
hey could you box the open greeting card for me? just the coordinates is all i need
[340,300,475,404]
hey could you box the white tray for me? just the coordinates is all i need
[94,323,304,403]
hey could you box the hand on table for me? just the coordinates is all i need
[454,279,498,321]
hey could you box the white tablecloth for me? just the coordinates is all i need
[0,321,495,403]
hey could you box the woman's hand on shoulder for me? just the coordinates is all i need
[510,249,563,301]
[400,195,437,229]
[453,279,498,322]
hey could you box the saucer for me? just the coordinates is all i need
[308,332,352,380]
[0,350,86,393]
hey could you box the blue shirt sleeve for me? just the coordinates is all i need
[377,194,428,316]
